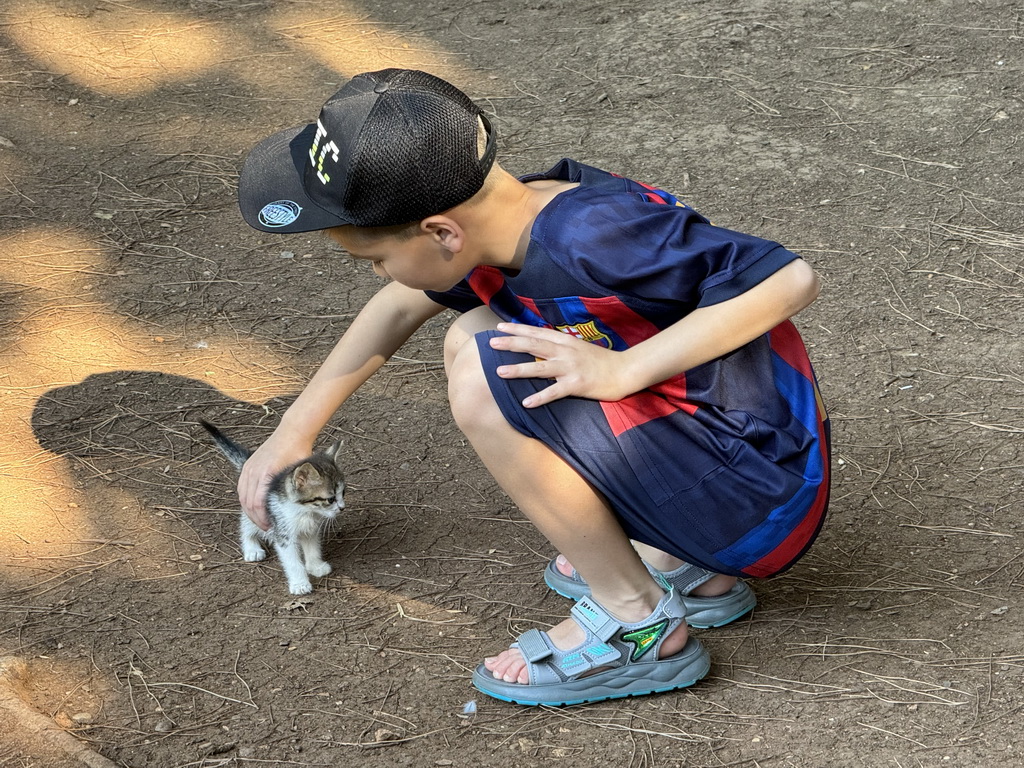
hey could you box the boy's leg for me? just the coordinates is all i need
[445,309,689,684]
[552,544,739,598]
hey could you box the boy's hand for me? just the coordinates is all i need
[489,322,632,407]
[238,431,314,530]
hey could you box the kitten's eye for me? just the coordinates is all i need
[324,497,336,506]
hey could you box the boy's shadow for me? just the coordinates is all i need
[28,369,469,594]
[31,369,282,460]
[29,370,291,544]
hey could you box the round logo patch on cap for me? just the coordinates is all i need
[259,200,302,228]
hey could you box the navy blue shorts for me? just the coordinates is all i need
[476,325,830,579]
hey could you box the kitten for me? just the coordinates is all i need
[200,420,345,595]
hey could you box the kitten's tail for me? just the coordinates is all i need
[199,420,253,471]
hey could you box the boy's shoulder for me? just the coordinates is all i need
[523,160,791,302]
[527,159,703,220]
[528,159,711,246]
[524,158,639,193]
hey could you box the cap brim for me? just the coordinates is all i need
[238,123,351,234]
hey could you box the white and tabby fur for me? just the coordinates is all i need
[201,421,345,594]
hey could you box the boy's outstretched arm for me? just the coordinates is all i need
[489,258,820,407]
[239,281,446,528]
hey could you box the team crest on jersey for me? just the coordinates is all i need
[556,320,611,348]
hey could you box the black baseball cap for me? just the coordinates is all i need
[238,69,497,233]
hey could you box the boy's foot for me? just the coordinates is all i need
[474,589,710,706]
[544,555,757,629]
[483,597,690,685]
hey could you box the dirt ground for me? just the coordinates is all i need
[1,0,1023,766]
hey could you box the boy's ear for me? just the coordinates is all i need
[421,216,463,254]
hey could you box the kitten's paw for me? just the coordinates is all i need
[243,547,267,562]
[306,561,332,578]
[288,580,314,595]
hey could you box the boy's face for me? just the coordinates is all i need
[327,226,471,292]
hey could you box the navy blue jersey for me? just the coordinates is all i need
[428,160,829,577]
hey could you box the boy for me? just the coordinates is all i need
[236,69,829,706]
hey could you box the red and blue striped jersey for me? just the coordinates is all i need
[427,159,829,577]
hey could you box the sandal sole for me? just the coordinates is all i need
[685,601,756,629]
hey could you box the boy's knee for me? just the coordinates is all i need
[443,306,500,374]
[447,339,499,432]
[443,322,473,375]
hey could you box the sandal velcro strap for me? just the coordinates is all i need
[570,596,619,642]
[660,563,716,595]
[515,628,553,664]
[558,641,620,676]
[512,625,624,686]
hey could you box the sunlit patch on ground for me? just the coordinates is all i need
[0,226,302,566]
[4,0,477,101]
[266,4,474,85]
[4,0,223,97]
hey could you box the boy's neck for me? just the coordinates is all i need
[456,167,577,272]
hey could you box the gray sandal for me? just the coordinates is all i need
[471,588,710,706]
[543,557,756,629]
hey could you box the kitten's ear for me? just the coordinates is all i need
[292,462,322,491]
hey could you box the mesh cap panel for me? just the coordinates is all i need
[238,69,495,233]
[344,71,490,226]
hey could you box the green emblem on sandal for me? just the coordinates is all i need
[621,620,669,661]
